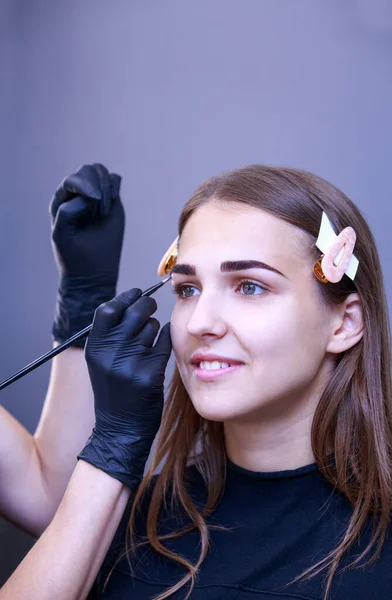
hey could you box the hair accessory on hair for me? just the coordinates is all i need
[313,212,359,284]
[157,237,179,276]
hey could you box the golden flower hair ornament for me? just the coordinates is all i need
[313,212,359,284]
[157,237,179,276]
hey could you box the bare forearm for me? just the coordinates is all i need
[0,407,40,530]
[0,461,130,600]
[34,344,95,504]
[0,346,95,534]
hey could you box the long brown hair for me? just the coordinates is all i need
[125,166,392,599]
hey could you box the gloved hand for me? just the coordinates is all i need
[78,289,172,491]
[50,163,125,347]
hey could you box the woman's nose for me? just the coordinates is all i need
[186,293,227,339]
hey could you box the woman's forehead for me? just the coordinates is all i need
[179,201,312,268]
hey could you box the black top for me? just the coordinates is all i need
[89,459,392,599]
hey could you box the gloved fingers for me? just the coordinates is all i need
[51,197,91,237]
[92,288,142,331]
[50,165,101,219]
[50,181,70,219]
[93,163,112,217]
[136,317,160,347]
[110,173,122,202]
[51,162,120,219]
[66,164,102,199]
[119,296,159,339]
[153,322,172,358]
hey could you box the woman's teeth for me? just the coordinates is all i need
[199,361,230,370]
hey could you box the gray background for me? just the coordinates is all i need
[1,0,391,585]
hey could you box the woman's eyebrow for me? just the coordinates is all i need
[221,260,287,278]
[171,260,286,278]
[171,264,196,275]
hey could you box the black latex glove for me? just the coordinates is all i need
[78,289,172,491]
[50,163,125,347]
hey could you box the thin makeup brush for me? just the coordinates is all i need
[0,237,178,392]
[0,276,172,392]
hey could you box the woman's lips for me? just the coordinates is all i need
[192,363,243,382]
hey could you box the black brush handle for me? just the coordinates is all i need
[0,278,170,392]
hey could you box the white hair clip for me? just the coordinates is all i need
[313,212,359,284]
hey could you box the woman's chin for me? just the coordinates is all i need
[190,398,245,423]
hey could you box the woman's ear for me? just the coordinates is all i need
[326,293,364,354]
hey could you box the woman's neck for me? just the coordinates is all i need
[223,383,327,472]
[224,414,315,473]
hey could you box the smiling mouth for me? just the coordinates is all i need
[199,360,231,370]
[192,361,243,381]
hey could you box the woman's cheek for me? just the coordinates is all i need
[170,306,186,357]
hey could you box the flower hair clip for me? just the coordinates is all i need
[313,212,359,284]
[157,237,179,276]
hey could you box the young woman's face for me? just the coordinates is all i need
[170,201,336,422]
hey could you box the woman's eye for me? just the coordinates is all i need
[174,284,201,298]
[238,281,266,296]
